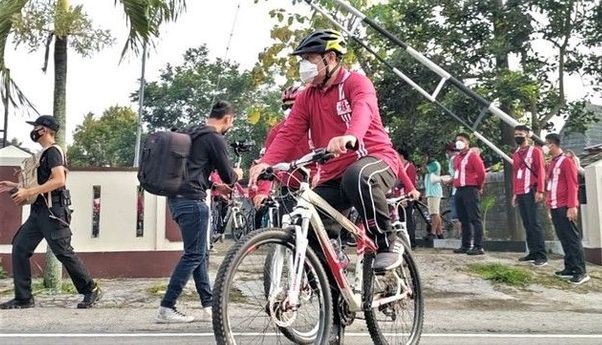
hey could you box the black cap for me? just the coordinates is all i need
[26,115,60,132]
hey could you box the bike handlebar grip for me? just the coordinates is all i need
[346,140,359,151]
[257,167,274,181]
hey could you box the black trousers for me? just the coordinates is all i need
[11,204,95,300]
[551,207,586,275]
[455,186,484,249]
[314,156,397,251]
[516,190,547,260]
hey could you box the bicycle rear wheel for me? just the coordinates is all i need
[213,228,332,345]
[363,246,424,345]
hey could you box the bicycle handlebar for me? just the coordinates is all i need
[257,148,336,181]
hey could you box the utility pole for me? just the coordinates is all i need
[1,71,9,148]
[133,40,147,167]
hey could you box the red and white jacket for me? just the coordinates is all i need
[545,153,579,209]
[452,149,486,189]
[391,161,417,197]
[251,119,312,199]
[512,145,545,195]
[261,68,401,184]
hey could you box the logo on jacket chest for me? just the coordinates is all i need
[336,99,352,117]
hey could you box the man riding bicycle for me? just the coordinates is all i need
[249,29,420,273]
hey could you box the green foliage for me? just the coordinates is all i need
[0,259,7,279]
[67,106,138,167]
[253,0,602,165]
[33,278,76,294]
[480,193,497,236]
[10,0,114,56]
[137,45,282,168]
[467,263,532,287]
[117,0,187,59]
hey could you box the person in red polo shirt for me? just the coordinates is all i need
[544,133,589,285]
[249,30,419,273]
[512,125,548,266]
[451,133,486,255]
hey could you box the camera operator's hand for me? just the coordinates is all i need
[11,187,33,205]
[249,163,270,186]
[234,168,244,180]
[0,181,18,193]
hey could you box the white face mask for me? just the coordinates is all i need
[283,109,292,118]
[542,145,550,155]
[299,59,320,83]
[455,140,466,151]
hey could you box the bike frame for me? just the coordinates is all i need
[268,169,413,313]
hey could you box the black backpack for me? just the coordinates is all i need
[137,129,201,196]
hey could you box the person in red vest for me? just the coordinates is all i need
[512,125,548,266]
[544,133,589,285]
[452,133,486,255]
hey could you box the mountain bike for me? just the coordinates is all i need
[211,141,256,243]
[212,149,424,345]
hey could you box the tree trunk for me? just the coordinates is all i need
[493,0,522,241]
[44,1,69,290]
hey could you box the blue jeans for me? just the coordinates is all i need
[161,198,212,308]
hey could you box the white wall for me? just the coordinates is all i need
[584,161,602,251]
[0,170,182,255]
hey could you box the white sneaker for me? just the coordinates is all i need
[155,306,195,324]
[199,306,212,321]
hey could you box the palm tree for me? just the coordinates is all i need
[0,0,186,289]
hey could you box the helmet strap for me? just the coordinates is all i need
[319,53,341,89]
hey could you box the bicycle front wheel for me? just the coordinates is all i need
[262,246,320,344]
[213,228,333,345]
[231,211,249,241]
[363,246,424,345]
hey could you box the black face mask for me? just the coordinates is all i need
[30,129,44,142]
[514,136,526,145]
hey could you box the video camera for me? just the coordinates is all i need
[230,140,255,156]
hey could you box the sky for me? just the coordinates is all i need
[4,0,304,150]
[3,1,600,151]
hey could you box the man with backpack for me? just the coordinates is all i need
[153,101,243,323]
[0,115,101,309]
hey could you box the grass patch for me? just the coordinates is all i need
[467,263,532,287]
[145,282,198,301]
[32,279,77,294]
[146,282,168,296]
[0,259,7,279]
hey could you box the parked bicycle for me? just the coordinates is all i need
[210,140,256,243]
[412,197,455,241]
[212,148,424,345]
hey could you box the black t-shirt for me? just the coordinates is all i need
[34,146,66,204]
[38,146,64,184]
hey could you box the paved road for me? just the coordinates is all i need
[2,333,602,345]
